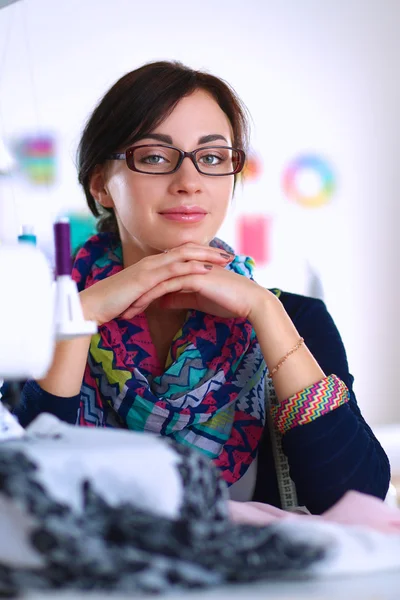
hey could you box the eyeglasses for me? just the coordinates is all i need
[107,144,246,176]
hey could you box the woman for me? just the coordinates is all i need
[16,61,390,514]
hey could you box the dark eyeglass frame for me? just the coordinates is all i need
[107,144,246,176]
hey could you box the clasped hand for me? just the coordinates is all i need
[79,243,268,326]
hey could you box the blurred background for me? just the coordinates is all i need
[0,0,399,436]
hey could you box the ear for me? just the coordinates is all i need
[89,165,114,208]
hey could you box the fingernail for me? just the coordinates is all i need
[204,264,213,270]
[220,252,231,259]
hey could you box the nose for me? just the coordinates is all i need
[168,155,203,195]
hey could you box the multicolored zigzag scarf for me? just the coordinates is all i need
[72,232,268,485]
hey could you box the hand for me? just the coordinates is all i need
[79,243,233,325]
[130,255,269,321]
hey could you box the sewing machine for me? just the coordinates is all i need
[0,218,96,435]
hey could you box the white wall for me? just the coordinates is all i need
[1,0,399,424]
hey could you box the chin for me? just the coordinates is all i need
[154,230,215,250]
[171,234,214,249]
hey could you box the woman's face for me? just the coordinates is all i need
[93,90,235,259]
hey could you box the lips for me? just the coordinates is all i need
[158,206,208,223]
[159,206,208,215]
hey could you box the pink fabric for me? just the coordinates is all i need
[229,491,400,534]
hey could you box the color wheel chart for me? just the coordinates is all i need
[283,154,335,208]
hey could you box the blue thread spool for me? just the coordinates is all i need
[18,225,37,246]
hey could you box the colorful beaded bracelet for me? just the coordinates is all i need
[271,374,350,434]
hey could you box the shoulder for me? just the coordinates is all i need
[268,289,328,324]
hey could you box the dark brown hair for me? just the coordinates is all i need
[77,60,250,233]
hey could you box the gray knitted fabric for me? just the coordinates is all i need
[0,415,328,595]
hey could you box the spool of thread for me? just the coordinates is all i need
[54,217,71,276]
[18,225,37,246]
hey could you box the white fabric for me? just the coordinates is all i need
[25,413,183,517]
[0,401,25,442]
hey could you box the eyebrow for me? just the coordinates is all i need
[198,134,229,144]
[139,133,229,145]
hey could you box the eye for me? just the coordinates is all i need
[141,153,169,165]
[198,153,223,166]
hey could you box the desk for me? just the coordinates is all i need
[22,570,400,600]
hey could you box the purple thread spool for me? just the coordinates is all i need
[54,218,72,276]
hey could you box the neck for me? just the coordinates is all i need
[121,240,162,268]
[115,221,162,267]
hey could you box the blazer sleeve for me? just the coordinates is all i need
[278,292,391,514]
[14,380,81,428]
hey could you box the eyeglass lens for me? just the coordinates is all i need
[130,146,240,174]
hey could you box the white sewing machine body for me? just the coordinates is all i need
[0,244,54,380]
[0,239,97,382]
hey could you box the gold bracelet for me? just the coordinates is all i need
[267,337,305,379]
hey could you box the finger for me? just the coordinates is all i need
[132,274,205,310]
[116,259,214,320]
[119,303,150,320]
[162,244,234,265]
[128,258,211,301]
[131,249,230,304]
[141,260,216,301]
